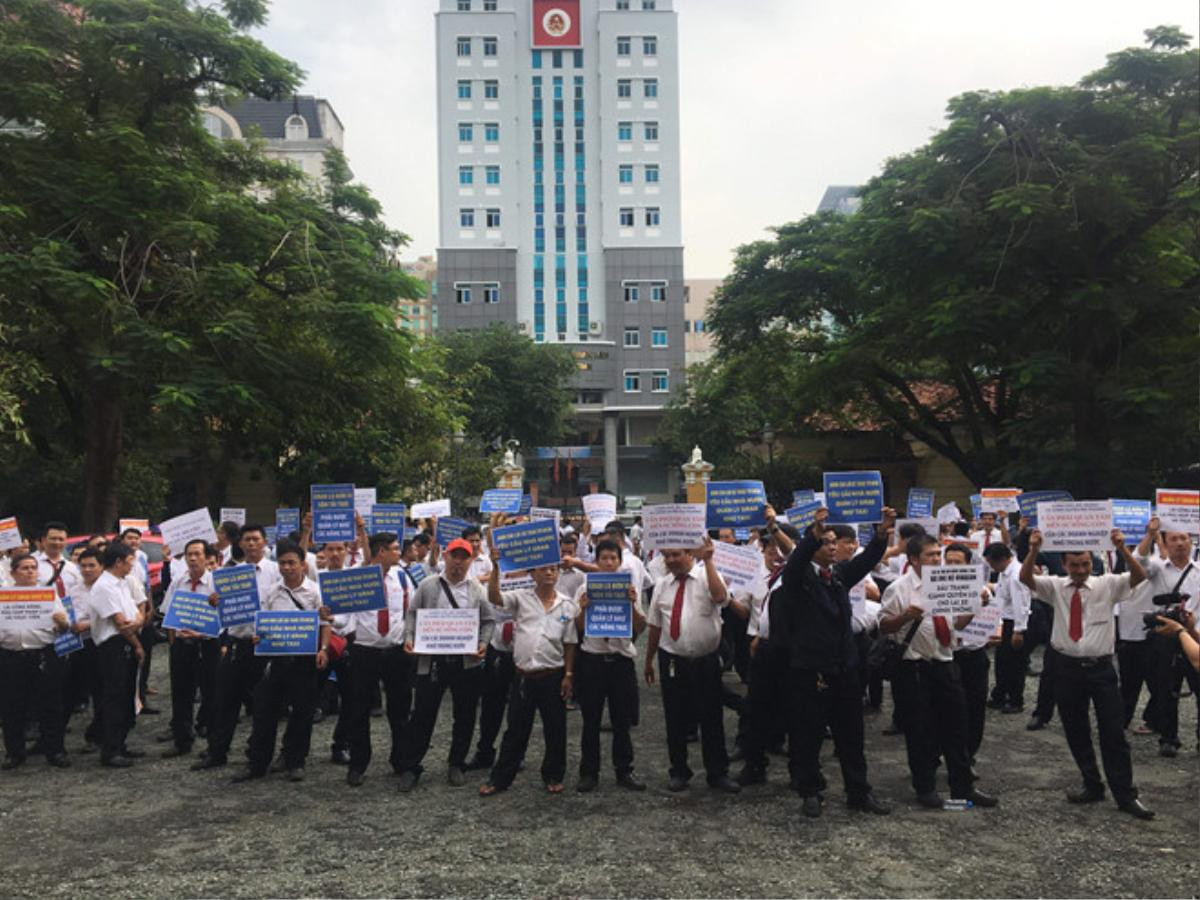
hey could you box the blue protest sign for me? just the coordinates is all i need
[857,523,876,548]
[435,517,471,547]
[823,471,884,525]
[519,494,533,516]
[1015,490,1073,527]
[480,489,524,515]
[706,480,768,529]
[1112,499,1152,545]
[264,526,278,546]
[162,590,221,637]
[407,562,429,585]
[371,503,408,536]
[907,488,935,519]
[254,610,320,656]
[785,501,822,531]
[492,518,561,574]
[734,527,751,542]
[311,483,356,543]
[793,489,815,507]
[275,508,300,539]
[319,565,386,615]
[54,596,84,657]
[969,493,982,521]
[584,572,633,638]
[213,564,260,628]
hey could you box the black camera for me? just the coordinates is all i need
[1143,593,1190,631]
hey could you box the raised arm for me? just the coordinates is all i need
[1019,529,1042,591]
[837,506,897,588]
[1111,529,1146,589]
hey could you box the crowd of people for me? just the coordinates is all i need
[2,499,1197,823]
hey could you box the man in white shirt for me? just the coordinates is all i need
[88,542,145,768]
[947,543,996,766]
[119,527,158,711]
[481,555,578,796]
[65,547,105,751]
[1020,527,1153,819]
[320,539,360,766]
[463,525,494,582]
[969,511,1009,552]
[984,543,1032,713]
[160,539,219,759]
[34,521,81,600]
[396,538,494,791]
[1,553,72,769]
[643,537,739,794]
[1136,517,1200,758]
[571,537,646,793]
[880,534,997,809]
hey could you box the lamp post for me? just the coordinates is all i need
[451,426,465,511]
[762,423,775,506]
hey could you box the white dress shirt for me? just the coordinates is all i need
[1139,555,1200,616]
[89,570,139,646]
[0,584,65,650]
[881,569,954,663]
[469,554,494,580]
[995,558,1032,631]
[648,568,728,658]
[500,588,578,672]
[34,553,81,598]
[67,580,94,633]
[572,582,636,659]
[162,568,214,619]
[968,528,1005,550]
[350,568,409,647]
[262,577,322,612]
[1115,580,1155,643]
[1030,573,1133,657]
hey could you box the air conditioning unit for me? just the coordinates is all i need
[588,321,602,335]
[516,322,528,332]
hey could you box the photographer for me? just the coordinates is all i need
[1154,613,1200,672]
[1137,518,1200,757]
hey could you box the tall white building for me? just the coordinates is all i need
[435,0,685,503]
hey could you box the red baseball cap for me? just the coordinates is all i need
[445,538,473,556]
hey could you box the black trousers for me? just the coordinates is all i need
[577,650,637,777]
[658,649,729,783]
[474,646,515,764]
[347,644,412,774]
[396,660,481,775]
[1,646,66,760]
[1029,602,1057,721]
[65,641,102,744]
[207,638,266,763]
[721,607,751,682]
[246,657,320,774]
[489,668,567,789]
[892,659,974,798]
[954,647,990,760]
[168,638,219,750]
[1033,645,1060,722]
[138,620,157,702]
[1054,655,1136,803]
[1149,633,1200,746]
[738,639,789,772]
[327,654,353,753]
[1116,639,1154,728]
[787,664,871,799]
[96,637,138,762]
[992,620,1028,707]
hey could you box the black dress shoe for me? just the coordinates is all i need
[191,756,226,771]
[1158,742,1178,758]
[576,774,599,793]
[801,795,822,818]
[2,757,25,771]
[916,791,944,809]
[287,767,305,782]
[101,756,134,769]
[708,774,741,794]
[1066,786,1105,804]
[46,754,71,768]
[269,756,288,774]
[882,723,903,736]
[1001,704,1024,715]
[964,789,998,808]
[155,732,174,743]
[615,772,646,792]
[330,748,350,765]
[667,775,689,792]
[1117,798,1155,820]
[120,747,146,759]
[986,698,1005,710]
[463,753,494,772]
[847,793,891,815]
[140,706,160,716]
[161,746,191,759]
[735,765,766,787]
[347,769,364,787]
[231,768,264,783]
[1026,716,1049,731]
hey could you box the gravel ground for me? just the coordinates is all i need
[0,646,1196,899]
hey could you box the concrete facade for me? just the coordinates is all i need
[683,277,718,367]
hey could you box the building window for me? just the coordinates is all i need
[459,208,475,227]
[484,122,499,141]
[458,166,474,185]
[485,165,500,185]
[284,114,308,141]
[458,122,473,142]
[623,282,639,302]
[484,0,497,9]
[645,206,660,227]
[650,281,666,301]
[644,121,658,141]
[483,36,498,56]
[457,0,470,10]
[624,326,640,347]
[455,284,472,304]
[617,121,632,141]
[457,80,472,99]
[617,79,632,98]
[616,35,631,56]
[644,78,658,98]
[642,0,656,8]
[618,164,633,184]
[619,208,634,228]
[694,319,705,332]
[483,283,500,303]
[652,370,668,392]
[484,79,499,99]
[485,208,501,227]
[643,36,657,55]
[645,164,660,183]
[456,36,471,56]
[624,371,641,392]
[651,327,667,347]
[617,0,629,8]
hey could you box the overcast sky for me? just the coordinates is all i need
[254,0,1195,278]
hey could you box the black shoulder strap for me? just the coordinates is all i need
[438,577,460,609]
[1170,563,1194,596]
[898,617,922,651]
[43,559,65,587]
[282,587,306,612]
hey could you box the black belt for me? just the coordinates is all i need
[1059,653,1112,668]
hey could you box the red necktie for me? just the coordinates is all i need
[1068,588,1083,642]
[669,576,686,641]
[984,531,991,549]
[52,563,65,598]
[933,615,952,646]
[502,621,514,643]
[190,577,203,592]
[819,567,832,584]
[378,608,389,636]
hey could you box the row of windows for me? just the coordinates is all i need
[619,163,659,184]
[531,49,585,69]
[456,79,499,100]
[456,0,498,10]
[617,78,658,99]
[457,122,500,142]
[623,281,666,302]
[619,207,661,228]
[623,326,669,348]
[459,208,502,227]
[617,121,659,141]
[617,0,658,8]
[684,319,706,333]
[453,282,501,304]
[456,36,499,56]
[624,370,669,393]
[616,36,657,56]
[458,165,501,185]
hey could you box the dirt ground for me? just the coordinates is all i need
[0,646,1196,899]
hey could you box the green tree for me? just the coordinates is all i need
[684,27,1199,498]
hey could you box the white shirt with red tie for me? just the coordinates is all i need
[968,528,1004,551]
[34,553,81,599]
[351,567,409,647]
[880,569,955,663]
[161,568,215,619]
[648,565,727,658]
[224,557,281,640]
[1029,572,1132,658]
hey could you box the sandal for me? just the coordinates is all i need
[479,783,501,797]
[545,782,564,794]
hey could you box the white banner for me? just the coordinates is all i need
[959,602,1001,643]
[711,541,766,594]
[582,493,617,532]
[1037,500,1113,552]
[1156,489,1199,536]
[413,607,480,655]
[891,517,938,547]
[530,507,561,530]
[411,498,452,519]
[979,487,1021,514]
[354,488,377,516]
[0,586,56,631]
[922,564,983,616]
[642,504,706,552]
[158,508,218,556]
[219,507,246,526]
[0,517,22,551]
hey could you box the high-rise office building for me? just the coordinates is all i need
[434,0,684,503]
